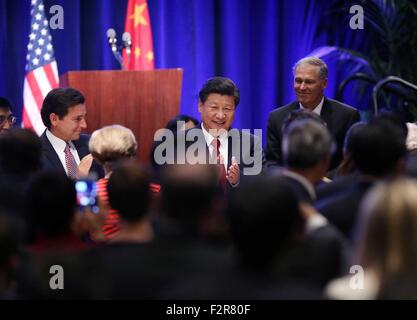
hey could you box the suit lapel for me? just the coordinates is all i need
[319,98,333,131]
[40,131,66,174]
[73,138,88,160]
[227,134,233,169]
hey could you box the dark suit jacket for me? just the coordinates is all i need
[40,131,104,179]
[315,178,374,241]
[183,125,264,186]
[265,97,360,169]
[315,172,360,201]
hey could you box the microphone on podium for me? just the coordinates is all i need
[106,28,124,69]
[122,32,132,55]
[106,28,117,52]
[122,32,132,69]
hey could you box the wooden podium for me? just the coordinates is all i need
[60,69,183,164]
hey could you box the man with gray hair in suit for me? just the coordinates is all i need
[266,56,360,170]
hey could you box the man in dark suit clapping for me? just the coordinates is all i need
[154,77,263,191]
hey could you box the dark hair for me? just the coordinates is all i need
[0,128,42,175]
[374,111,408,141]
[334,121,367,176]
[228,175,304,269]
[41,88,85,129]
[165,114,199,132]
[107,163,151,223]
[0,97,12,110]
[27,172,76,236]
[199,77,240,107]
[0,210,20,268]
[160,164,218,230]
[351,117,407,177]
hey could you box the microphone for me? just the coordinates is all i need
[122,32,132,55]
[106,28,117,52]
[106,28,123,68]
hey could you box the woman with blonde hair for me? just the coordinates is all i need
[326,178,417,299]
[89,125,159,240]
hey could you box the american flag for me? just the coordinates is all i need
[22,0,59,135]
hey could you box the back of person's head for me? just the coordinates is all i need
[0,128,42,176]
[282,118,334,169]
[351,117,407,177]
[41,88,85,129]
[228,175,304,270]
[343,121,367,155]
[282,109,326,134]
[0,210,20,297]
[165,114,199,132]
[374,111,408,141]
[27,172,76,236]
[356,178,417,295]
[0,97,12,111]
[0,210,20,271]
[160,164,219,230]
[89,125,137,167]
[199,77,240,107]
[333,121,367,176]
[107,163,150,223]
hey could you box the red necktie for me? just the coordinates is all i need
[64,143,78,179]
[212,138,227,191]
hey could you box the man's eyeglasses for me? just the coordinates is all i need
[0,115,17,125]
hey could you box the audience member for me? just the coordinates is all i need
[89,124,160,240]
[107,163,153,243]
[280,118,335,205]
[316,122,366,200]
[150,114,198,181]
[164,114,198,132]
[26,172,88,252]
[278,118,349,287]
[0,129,42,241]
[0,97,16,134]
[316,115,407,240]
[0,210,20,299]
[326,178,417,299]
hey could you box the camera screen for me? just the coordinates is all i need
[75,180,98,213]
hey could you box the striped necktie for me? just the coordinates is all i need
[64,142,78,179]
[212,138,227,191]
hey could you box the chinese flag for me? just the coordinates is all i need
[123,0,155,70]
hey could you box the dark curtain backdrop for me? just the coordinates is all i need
[0,0,363,145]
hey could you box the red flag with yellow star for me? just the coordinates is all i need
[123,0,155,70]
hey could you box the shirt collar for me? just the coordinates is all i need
[46,129,75,151]
[201,123,228,147]
[299,96,324,115]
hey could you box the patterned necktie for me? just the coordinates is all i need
[212,138,227,191]
[64,142,78,179]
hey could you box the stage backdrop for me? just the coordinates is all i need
[0,0,366,145]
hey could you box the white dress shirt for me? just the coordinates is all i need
[201,124,228,171]
[46,129,81,175]
[300,96,324,115]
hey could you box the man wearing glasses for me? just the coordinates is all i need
[0,97,16,133]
